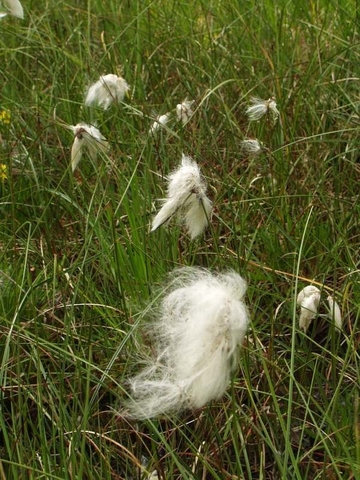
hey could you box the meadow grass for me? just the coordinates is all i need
[0,0,359,478]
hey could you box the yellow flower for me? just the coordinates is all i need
[0,109,11,125]
[0,163,8,181]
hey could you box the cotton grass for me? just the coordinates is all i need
[246,96,279,122]
[85,74,130,110]
[240,139,264,157]
[327,295,343,330]
[70,123,109,172]
[297,286,321,333]
[151,154,212,239]
[0,0,23,18]
[176,99,194,124]
[121,267,250,420]
[297,286,343,333]
[149,113,171,134]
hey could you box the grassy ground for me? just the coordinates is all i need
[0,0,359,478]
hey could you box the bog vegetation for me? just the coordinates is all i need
[0,0,359,479]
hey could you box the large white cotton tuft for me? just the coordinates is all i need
[121,267,249,420]
[85,74,130,110]
[151,154,212,239]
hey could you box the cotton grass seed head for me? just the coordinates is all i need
[121,267,250,419]
[176,99,194,125]
[151,154,212,239]
[327,295,342,331]
[149,113,171,134]
[85,74,130,110]
[0,0,24,18]
[240,139,264,157]
[246,96,279,122]
[297,286,321,333]
[70,123,109,172]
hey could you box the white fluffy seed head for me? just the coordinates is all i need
[149,113,171,133]
[176,99,194,125]
[246,96,279,122]
[70,123,109,171]
[85,74,130,110]
[121,267,249,420]
[1,0,24,18]
[151,154,212,239]
[327,295,342,331]
[297,286,321,333]
[184,194,212,239]
[240,139,263,157]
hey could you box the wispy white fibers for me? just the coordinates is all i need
[149,113,171,134]
[85,74,130,110]
[151,154,212,239]
[0,0,24,18]
[246,96,279,122]
[121,267,250,420]
[240,139,264,157]
[327,295,343,330]
[70,123,109,172]
[297,286,321,333]
[176,99,194,125]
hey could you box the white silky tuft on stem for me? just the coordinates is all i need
[121,267,249,420]
[176,99,194,125]
[149,113,171,134]
[245,96,279,122]
[297,285,321,333]
[85,74,129,110]
[1,0,23,18]
[70,123,109,172]
[327,295,342,330]
[151,154,212,239]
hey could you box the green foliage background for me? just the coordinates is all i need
[0,0,359,478]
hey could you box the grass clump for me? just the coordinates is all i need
[0,0,359,479]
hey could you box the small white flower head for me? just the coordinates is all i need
[176,99,194,125]
[121,267,250,419]
[0,0,24,18]
[149,113,171,134]
[70,123,109,172]
[84,74,130,110]
[327,295,342,330]
[246,96,279,122]
[297,286,321,333]
[146,471,159,480]
[151,154,212,239]
[240,139,264,157]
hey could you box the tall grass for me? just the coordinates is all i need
[0,0,359,478]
